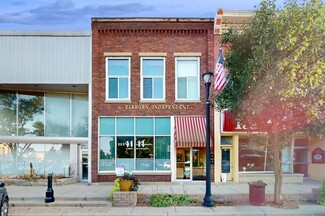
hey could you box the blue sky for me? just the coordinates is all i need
[0,0,289,31]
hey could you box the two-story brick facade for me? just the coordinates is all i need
[91,18,218,182]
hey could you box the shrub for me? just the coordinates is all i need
[319,178,325,206]
[108,178,120,199]
[150,193,200,207]
[150,193,174,207]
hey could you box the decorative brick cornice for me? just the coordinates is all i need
[97,29,208,36]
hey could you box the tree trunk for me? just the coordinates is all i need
[273,131,283,204]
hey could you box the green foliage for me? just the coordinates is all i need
[108,178,120,199]
[150,193,200,207]
[319,179,325,205]
[150,193,174,207]
[215,0,324,136]
[215,0,324,204]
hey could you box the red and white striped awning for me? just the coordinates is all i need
[174,116,212,148]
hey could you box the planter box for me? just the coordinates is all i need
[0,177,79,186]
[113,191,137,207]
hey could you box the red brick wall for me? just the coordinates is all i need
[92,19,218,182]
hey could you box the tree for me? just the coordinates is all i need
[214,0,324,204]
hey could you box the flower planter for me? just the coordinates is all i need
[120,180,132,191]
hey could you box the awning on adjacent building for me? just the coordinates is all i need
[174,116,213,148]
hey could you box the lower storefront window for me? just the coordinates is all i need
[98,117,171,172]
[0,143,70,176]
[239,136,274,172]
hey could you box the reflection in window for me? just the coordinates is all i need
[72,94,88,137]
[239,136,274,172]
[0,91,88,138]
[0,91,17,136]
[0,143,70,176]
[18,93,44,136]
[45,93,70,137]
[99,136,115,171]
[44,144,70,175]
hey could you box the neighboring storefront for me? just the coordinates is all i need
[213,9,325,183]
[0,31,91,181]
[91,17,217,182]
[214,110,325,183]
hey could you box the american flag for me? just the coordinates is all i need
[214,48,227,93]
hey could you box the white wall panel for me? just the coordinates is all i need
[0,31,91,84]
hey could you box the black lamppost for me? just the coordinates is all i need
[202,70,214,207]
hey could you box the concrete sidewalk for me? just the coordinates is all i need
[6,178,325,216]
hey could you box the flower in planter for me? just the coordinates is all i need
[108,172,141,199]
[120,172,140,191]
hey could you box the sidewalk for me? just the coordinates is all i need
[6,178,325,216]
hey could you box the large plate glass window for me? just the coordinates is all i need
[141,58,165,100]
[98,117,171,172]
[106,58,130,100]
[176,57,200,100]
[239,136,274,172]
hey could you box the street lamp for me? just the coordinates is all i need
[202,70,214,207]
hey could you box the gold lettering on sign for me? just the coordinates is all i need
[125,105,149,110]
[152,104,189,110]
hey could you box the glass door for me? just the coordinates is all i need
[192,148,206,181]
[221,147,232,181]
[176,149,191,180]
[81,149,88,180]
[176,148,207,181]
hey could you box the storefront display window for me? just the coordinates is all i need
[239,136,274,172]
[155,137,170,170]
[99,117,171,172]
[0,143,70,176]
[99,136,115,171]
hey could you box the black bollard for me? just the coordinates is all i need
[44,174,55,203]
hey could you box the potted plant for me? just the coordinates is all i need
[119,172,140,191]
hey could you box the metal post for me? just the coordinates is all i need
[202,75,214,207]
[45,173,55,203]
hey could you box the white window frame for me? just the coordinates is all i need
[140,57,166,101]
[175,57,200,101]
[105,57,131,101]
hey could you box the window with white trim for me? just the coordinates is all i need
[106,58,130,100]
[175,57,200,100]
[141,58,165,100]
[98,117,171,172]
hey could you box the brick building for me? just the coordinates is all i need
[91,18,218,182]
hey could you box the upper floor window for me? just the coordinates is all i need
[106,58,130,101]
[175,57,200,101]
[141,58,165,100]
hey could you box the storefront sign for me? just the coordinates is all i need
[123,104,189,110]
[312,148,324,163]
[115,165,125,177]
